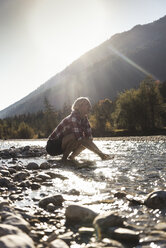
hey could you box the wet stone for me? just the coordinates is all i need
[13,171,30,182]
[39,195,64,209]
[12,164,23,171]
[40,162,51,169]
[46,172,68,180]
[78,227,95,236]
[102,238,125,248]
[27,162,39,170]
[0,178,10,188]
[47,203,57,212]
[144,190,166,209]
[8,168,17,174]
[93,211,125,238]
[9,194,21,201]
[65,205,98,225]
[114,191,127,199]
[31,183,41,190]
[37,173,51,181]
[0,201,11,210]
[19,180,31,188]
[0,170,10,177]
[68,189,80,195]
[107,227,140,245]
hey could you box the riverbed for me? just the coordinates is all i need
[0,136,166,247]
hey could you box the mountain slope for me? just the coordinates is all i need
[1,15,166,118]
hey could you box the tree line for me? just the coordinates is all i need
[0,78,166,139]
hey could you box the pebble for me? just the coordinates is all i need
[13,171,30,182]
[27,162,40,170]
[40,162,51,169]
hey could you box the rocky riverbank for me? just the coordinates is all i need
[95,135,166,142]
[0,138,166,247]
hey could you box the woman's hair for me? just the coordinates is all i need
[71,97,91,111]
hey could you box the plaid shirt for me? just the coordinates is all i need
[49,110,92,141]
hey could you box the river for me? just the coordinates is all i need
[0,136,166,247]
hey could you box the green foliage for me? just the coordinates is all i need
[17,122,34,139]
[90,98,113,135]
[112,77,165,131]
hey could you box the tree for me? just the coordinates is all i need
[112,89,140,131]
[112,77,164,131]
[138,78,164,129]
[17,122,34,139]
[90,98,113,135]
[43,97,58,137]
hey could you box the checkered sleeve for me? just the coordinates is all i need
[70,116,83,140]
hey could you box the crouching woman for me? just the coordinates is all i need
[46,97,110,161]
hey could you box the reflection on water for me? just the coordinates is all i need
[1,138,166,225]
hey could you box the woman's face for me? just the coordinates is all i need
[80,101,91,116]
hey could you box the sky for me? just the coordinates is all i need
[0,0,166,111]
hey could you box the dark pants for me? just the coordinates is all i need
[46,139,63,156]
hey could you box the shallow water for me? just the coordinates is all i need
[1,138,166,231]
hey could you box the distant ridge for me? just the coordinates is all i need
[1,15,166,118]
